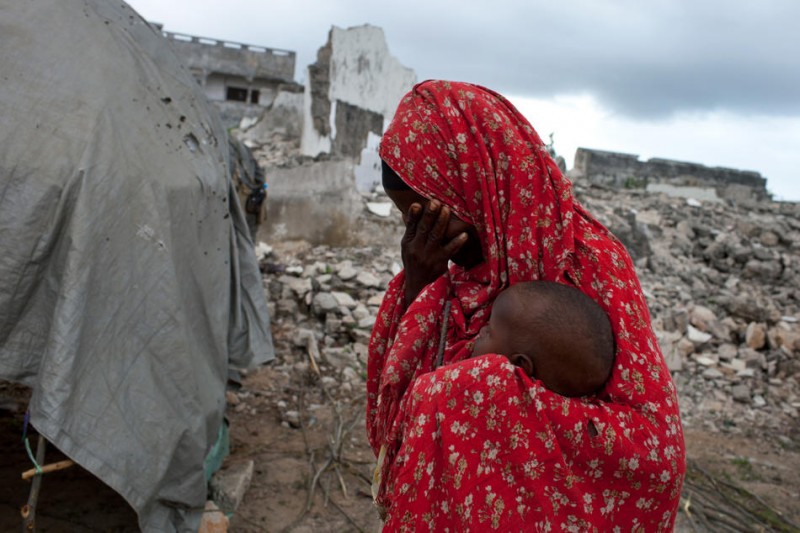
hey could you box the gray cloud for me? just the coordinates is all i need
[379,0,800,118]
[131,0,800,119]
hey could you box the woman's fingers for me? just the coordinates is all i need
[442,232,469,257]
[402,203,422,241]
[415,200,440,239]
[428,204,450,243]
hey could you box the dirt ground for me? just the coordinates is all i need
[2,354,799,533]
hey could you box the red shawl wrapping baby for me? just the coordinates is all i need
[368,80,685,531]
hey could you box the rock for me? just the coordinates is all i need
[745,322,767,350]
[759,231,779,247]
[767,325,799,353]
[279,274,312,298]
[367,202,393,217]
[743,259,782,280]
[352,303,370,321]
[689,305,717,332]
[687,325,712,345]
[254,241,273,259]
[312,292,339,317]
[322,346,357,369]
[324,316,342,334]
[731,384,751,403]
[283,410,301,428]
[695,355,717,366]
[753,395,767,408]
[286,265,304,276]
[677,337,696,357]
[331,291,358,309]
[276,298,299,317]
[717,343,738,361]
[367,292,386,306]
[209,460,254,514]
[198,501,229,533]
[336,261,357,281]
[357,315,376,329]
[356,270,382,288]
[291,328,317,347]
[702,368,724,380]
[225,391,240,406]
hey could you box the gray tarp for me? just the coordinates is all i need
[0,1,274,530]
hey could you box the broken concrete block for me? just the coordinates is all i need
[198,500,229,533]
[210,460,255,514]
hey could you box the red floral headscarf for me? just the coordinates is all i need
[368,80,685,531]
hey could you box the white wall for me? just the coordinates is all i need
[300,24,416,157]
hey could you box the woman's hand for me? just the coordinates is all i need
[401,199,468,307]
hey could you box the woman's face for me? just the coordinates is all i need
[384,186,484,268]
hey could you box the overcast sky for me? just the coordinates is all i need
[128,0,800,201]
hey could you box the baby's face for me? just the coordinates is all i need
[472,291,515,357]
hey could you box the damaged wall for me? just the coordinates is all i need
[301,25,416,159]
[260,160,363,245]
[572,148,770,203]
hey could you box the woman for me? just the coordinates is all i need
[367,80,685,531]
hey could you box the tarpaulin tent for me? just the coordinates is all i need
[0,1,274,530]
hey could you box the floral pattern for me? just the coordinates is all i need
[368,80,685,531]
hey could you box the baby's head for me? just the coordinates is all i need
[472,281,615,397]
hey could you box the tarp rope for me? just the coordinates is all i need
[22,410,43,474]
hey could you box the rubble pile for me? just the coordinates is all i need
[255,182,800,442]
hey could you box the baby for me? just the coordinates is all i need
[472,281,615,397]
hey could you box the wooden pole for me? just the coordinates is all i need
[21,460,75,481]
[20,434,46,532]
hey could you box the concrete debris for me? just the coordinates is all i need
[367,202,393,217]
[209,460,255,515]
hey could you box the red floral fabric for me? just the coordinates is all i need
[367,80,685,531]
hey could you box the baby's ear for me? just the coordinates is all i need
[508,353,535,378]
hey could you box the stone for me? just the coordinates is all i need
[352,303,370,321]
[357,315,376,329]
[312,292,339,317]
[687,325,712,345]
[276,298,299,317]
[283,410,301,427]
[367,202,393,217]
[324,316,342,334]
[291,328,317,347]
[225,391,240,406]
[717,343,738,361]
[702,368,724,380]
[745,322,766,350]
[322,346,357,369]
[731,384,751,403]
[278,274,312,298]
[198,501,229,533]
[356,270,382,288]
[286,265,304,276]
[690,305,717,332]
[337,261,358,281]
[760,231,780,247]
[367,292,385,306]
[753,395,767,408]
[331,291,358,309]
[695,355,717,367]
[677,337,696,357]
[209,460,254,514]
[725,359,747,372]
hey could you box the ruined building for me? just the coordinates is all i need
[572,148,769,204]
[161,29,301,127]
